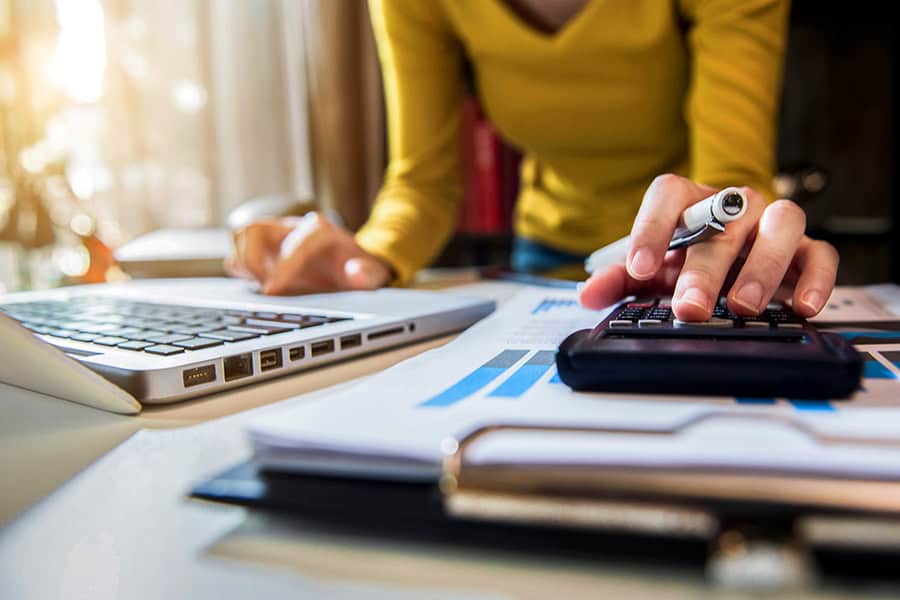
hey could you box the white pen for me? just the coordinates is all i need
[584,186,748,274]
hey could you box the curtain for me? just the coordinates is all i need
[99,0,383,238]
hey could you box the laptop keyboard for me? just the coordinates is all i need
[1,296,351,356]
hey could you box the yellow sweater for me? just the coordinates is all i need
[357,0,789,284]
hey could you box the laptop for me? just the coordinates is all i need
[0,277,494,414]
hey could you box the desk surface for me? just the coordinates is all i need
[1,279,897,599]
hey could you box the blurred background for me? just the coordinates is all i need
[0,0,896,293]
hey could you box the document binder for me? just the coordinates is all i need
[193,415,900,590]
[438,421,900,588]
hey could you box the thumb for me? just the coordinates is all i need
[343,256,391,290]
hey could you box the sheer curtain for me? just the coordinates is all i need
[98,0,383,243]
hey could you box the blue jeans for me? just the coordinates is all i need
[510,237,588,274]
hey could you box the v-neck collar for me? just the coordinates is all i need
[488,0,601,46]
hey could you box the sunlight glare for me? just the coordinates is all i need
[48,0,107,103]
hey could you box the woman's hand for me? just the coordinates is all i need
[228,212,392,295]
[579,174,839,320]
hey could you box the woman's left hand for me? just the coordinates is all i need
[578,174,839,320]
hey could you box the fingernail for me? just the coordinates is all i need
[678,287,709,311]
[801,290,825,313]
[734,281,763,313]
[629,248,655,279]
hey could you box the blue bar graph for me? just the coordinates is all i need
[736,397,835,411]
[789,400,835,412]
[419,350,528,407]
[864,353,896,379]
[838,331,900,345]
[489,351,556,398]
[531,298,579,315]
[736,397,777,405]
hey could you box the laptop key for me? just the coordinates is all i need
[104,327,143,337]
[227,324,291,335]
[244,318,300,330]
[122,329,167,341]
[117,340,154,351]
[253,312,279,320]
[70,332,101,342]
[173,337,225,350]
[170,325,221,335]
[144,344,185,355]
[198,329,261,342]
[144,333,192,344]
[93,336,130,346]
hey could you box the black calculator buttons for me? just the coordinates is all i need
[609,320,634,328]
[638,319,663,328]
[674,317,733,328]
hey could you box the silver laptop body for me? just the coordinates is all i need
[0,278,494,409]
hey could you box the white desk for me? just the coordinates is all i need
[0,280,896,599]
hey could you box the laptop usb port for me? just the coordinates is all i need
[183,365,216,387]
[223,353,253,381]
[311,340,334,357]
[289,346,305,361]
[259,349,283,372]
[340,334,362,350]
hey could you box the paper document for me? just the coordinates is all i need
[248,284,900,482]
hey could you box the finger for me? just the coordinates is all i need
[579,250,685,310]
[789,238,839,317]
[224,255,252,280]
[673,187,766,321]
[726,199,807,316]
[344,257,391,290]
[234,220,289,284]
[628,174,717,281]
[262,214,332,295]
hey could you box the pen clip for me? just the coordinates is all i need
[668,220,725,251]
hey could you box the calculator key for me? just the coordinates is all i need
[743,321,771,328]
[674,317,733,328]
[776,322,804,329]
[638,319,663,328]
[609,320,634,328]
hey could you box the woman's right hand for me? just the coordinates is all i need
[228,212,393,295]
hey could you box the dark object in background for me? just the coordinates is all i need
[777,1,896,285]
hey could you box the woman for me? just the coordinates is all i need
[232,0,838,322]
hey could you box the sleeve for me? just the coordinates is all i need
[679,0,790,201]
[356,0,465,285]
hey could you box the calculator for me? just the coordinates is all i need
[556,297,863,399]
